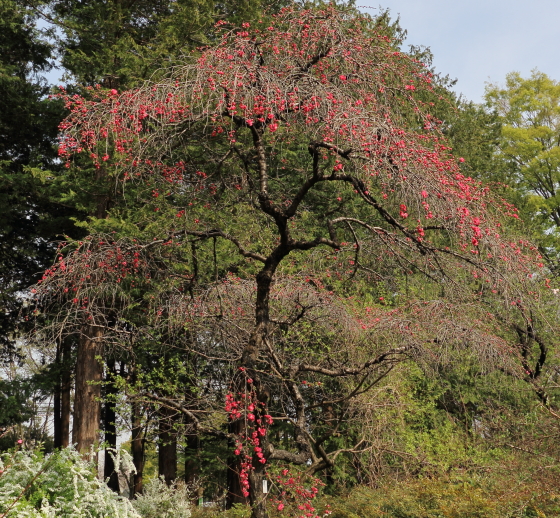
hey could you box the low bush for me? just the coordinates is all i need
[326,471,560,518]
[0,446,139,517]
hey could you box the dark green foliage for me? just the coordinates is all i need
[0,0,83,360]
[0,378,35,428]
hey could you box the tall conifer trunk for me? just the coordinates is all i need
[184,426,200,485]
[73,325,104,453]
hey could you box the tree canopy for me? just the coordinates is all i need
[486,70,560,264]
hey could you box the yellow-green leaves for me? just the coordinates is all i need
[486,70,560,233]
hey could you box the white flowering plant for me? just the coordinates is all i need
[132,476,192,518]
[0,446,139,518]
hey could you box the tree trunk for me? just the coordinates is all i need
[249,466,267,518]
[104,358,119,491]
[158,405,177,485]
[226,419,248,509]
[60,339,72,448]
[53,343,62,448]
[131,398,145,496]
[184,428,199,485]
[183,356,200,489]
[73,325,104,454]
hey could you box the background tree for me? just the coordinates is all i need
[0,0,76,362]
[485,70,560,265]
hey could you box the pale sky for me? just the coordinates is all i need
[360,0,560,103]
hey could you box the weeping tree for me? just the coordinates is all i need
[31,6,556,517]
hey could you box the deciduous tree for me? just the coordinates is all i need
[33,6,554,517]
[485,70,560,261]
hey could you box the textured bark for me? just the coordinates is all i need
[73,325,104,454]
[53,383,62,446]
[158,406,178,485]
[131,398,145,496]
[248,467,267,518]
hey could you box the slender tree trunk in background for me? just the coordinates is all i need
[53,342,62,448]
[131,397,145,496]
[104,358,119,491]
[53,381,61,446]
[184,425,200,485]
[60,339,72,448]
[73,325,104,454]
[183,355,200,488]
[158,405,178,485]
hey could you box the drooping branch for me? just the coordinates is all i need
[298,347,410,377]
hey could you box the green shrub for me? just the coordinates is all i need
[326,473,560,518]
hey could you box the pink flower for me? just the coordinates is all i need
[278,503,285,511]
[17,439,23,444]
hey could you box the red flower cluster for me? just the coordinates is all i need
[225,385,272,497]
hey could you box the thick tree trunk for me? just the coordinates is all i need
[158,406,178,485]
[73,325,104,454]
[230,257,284,518]
[104,358,119,491]
[249,466,267,518]
[131,399,145,496]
